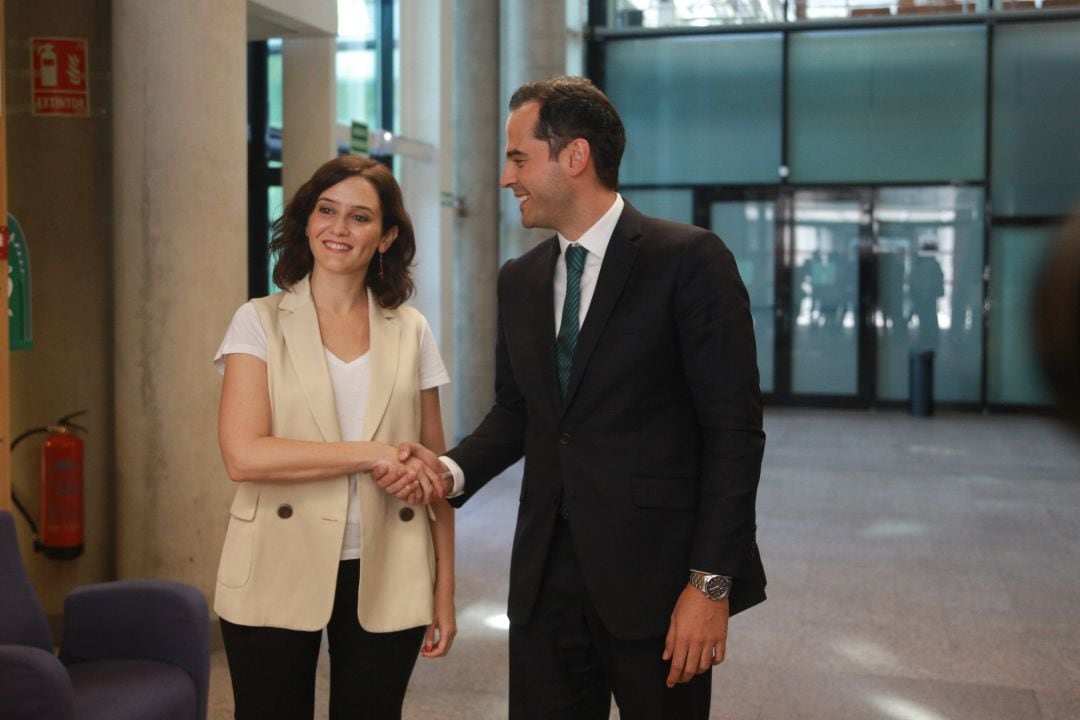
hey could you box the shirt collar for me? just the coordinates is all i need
[558,194,624,260]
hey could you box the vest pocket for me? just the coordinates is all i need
[217,485,259,589]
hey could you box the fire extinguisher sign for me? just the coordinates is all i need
[30,38,90,117]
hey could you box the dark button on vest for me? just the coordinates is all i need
[277,504,293,519]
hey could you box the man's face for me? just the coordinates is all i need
[500,101,572,232]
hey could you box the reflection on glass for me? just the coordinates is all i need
[875,187,983,403]
[711,201,776,393]
[791,195,861,395]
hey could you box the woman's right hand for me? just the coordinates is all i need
[404,455,446,505]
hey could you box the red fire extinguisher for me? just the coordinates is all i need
[10,411,88,559]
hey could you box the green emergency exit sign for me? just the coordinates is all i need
[7,213,31,351]
[350,121,369,155]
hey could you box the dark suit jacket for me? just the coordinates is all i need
[448,202,766,640]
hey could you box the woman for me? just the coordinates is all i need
[212,156,455,719]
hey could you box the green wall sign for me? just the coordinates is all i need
[350,120,369,156]
[8,213,32,351]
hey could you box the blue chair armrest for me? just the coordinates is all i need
[0,644,75,720]
[59,580,210,720]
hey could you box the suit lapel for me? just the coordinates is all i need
[562,204,641,412]
[279,276,342,442]
[528,238,563,412]
[362,289,399,441]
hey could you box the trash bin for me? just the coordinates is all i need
[909,350,934,417]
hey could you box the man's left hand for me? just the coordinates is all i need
[662,585,729,688]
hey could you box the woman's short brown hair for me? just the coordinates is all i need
[270,155,416,309]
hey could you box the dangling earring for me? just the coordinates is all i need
[378,251,385,280]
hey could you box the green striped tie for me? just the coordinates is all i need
[556,244,587,398]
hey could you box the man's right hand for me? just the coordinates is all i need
[398,442,452,501]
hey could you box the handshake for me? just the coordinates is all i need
[371,442,453,506]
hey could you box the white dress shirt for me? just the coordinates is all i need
[441,194,625,496]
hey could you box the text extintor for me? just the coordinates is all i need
[31,37,90,117]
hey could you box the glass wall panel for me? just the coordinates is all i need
[874,187,984,403]
[789,0,988,20]
[267,186,284,293]
[987,228,1055,405]
[791,193,862,395]
[998,0,1080,10]
[992,21,1080,217]
[711,201,776,393]
[268,40,283,132]
[607,0,995,26]
[788,27,986,183]
[610,0,785,27]
[605,33,783,185]
[337,0,379,128]
[620,189,693,225]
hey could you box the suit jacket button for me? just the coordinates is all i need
[399,507,415,522]
[277,504,293,519]
[559,433,571,445]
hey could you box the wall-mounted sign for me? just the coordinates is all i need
[350,121,369,156]
[8,214,32,351]
[31,37,89,117]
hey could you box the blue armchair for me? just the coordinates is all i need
[0,510,210,720]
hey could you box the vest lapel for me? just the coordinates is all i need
[362,289,399,441]
[278,276,342,442]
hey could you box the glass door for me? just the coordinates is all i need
[700,185,985,408]
[873,187,984,403]
[788,191,868,398]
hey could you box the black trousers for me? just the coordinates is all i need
[508,517,711,720]
[220,560,426,720]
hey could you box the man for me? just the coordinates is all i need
[383,76,765,719]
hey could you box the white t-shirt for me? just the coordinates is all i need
[213,301,450,560]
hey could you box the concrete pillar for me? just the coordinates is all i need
[112,0,247,587]
[499,0,567,261]
[398,1,441,331]
[451,0,501,441]
[282,37,338,199]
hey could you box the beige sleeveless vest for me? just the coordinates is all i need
[214,276,435,632]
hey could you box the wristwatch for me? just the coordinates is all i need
[689,570,732,601]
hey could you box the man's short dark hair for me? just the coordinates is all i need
[509,76,626,191]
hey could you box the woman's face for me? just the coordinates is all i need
[306,175,397,279]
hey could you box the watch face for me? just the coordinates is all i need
[705,575,731,599]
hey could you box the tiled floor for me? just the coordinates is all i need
[208,408,1080,719]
